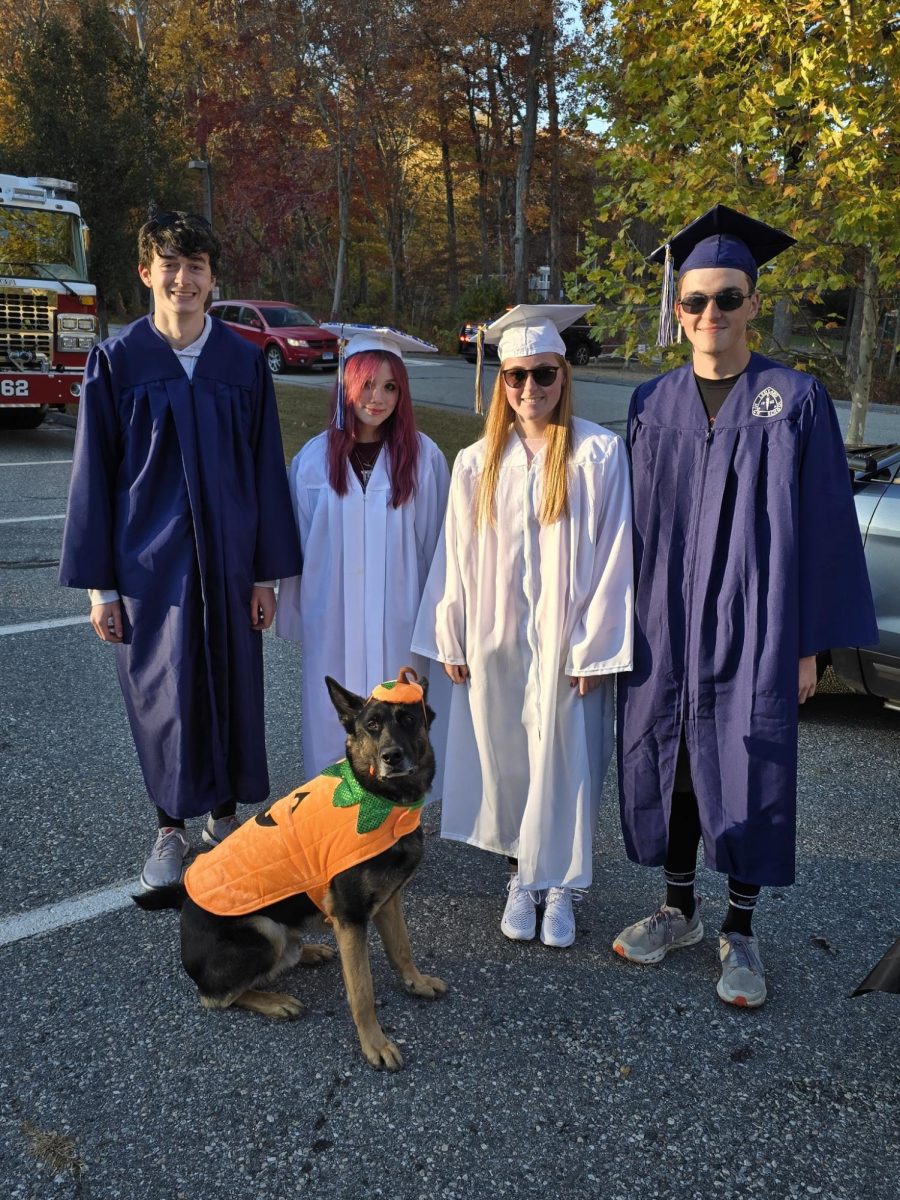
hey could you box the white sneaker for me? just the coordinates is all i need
[541,887,579,948]
[500,875,539,941]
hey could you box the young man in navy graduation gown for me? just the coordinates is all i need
[60,212,300,890]
[614,206,877,1007]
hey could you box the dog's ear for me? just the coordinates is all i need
[325,676,367,729]
[416,676,436,727]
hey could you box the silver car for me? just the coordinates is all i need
[830,443,900,712]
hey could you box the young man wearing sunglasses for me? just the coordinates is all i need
[60,211,299,889]
[613,205,876,1006]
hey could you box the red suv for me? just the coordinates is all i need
[208,300,339,374]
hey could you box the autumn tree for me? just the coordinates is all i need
[578,0,900,439]
[2,0,185,312]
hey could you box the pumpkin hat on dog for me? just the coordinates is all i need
[184,667,430,917]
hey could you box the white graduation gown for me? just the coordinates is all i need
[411,417,633,890]
[277,431,451,785]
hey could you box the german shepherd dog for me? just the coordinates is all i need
[134,674,447,1070]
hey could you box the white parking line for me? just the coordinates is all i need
[0,459,73,467]
[0,615,90,635]
[0,514,66,524]
[0,881,139,948]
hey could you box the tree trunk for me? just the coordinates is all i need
[331,149,352,318]
[390,216,406,322]
[845,280,864,385]
[846,251,879,447]
[546,13,562,303]
[437,65,459,312]
[771,297,793,351]
[513,24,546,303]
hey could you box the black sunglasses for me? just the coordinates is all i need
[678,288,753,314]
[501,365,561,389]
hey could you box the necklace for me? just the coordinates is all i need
[351,441,381,488]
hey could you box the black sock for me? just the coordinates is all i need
[664,868,697,919]
[721,879,761,936]
[156,807,184,830]
[663,789,702,919]
[210,800,237,821]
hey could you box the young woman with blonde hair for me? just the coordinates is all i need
[413,306,633,947]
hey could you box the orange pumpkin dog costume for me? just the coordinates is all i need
[184,671,427,915]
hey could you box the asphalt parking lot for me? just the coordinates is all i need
[0,415,897,1200]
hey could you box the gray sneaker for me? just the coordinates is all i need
[716,932,767,1008]
[201,814,242,847]
[140,827,189,891]
[612,902,704,964]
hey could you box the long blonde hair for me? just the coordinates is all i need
[474,353,574,529]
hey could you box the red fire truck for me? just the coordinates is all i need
[0,173,97,428]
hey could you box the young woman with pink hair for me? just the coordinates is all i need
[277,327,450,783]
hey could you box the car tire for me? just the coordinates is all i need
[265,345,286,374]
[571,343,591,367]
[0,406,46,429]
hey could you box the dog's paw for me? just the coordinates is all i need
[253,991,305,1020]
[361,1035,404,1071]
[300,943,336,966]
[404,973,448,999]
[271,995,305,1019]
[228,988,305,1019]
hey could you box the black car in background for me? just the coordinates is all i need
[458,317,613,366]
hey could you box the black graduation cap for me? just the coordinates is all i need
[649,204,796,346]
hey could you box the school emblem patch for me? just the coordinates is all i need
[752,387,783,418]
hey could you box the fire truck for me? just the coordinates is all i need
[0,174,97,428]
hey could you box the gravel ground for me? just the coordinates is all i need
[1,676,897,1200]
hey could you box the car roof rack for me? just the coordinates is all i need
[845,443,900,476]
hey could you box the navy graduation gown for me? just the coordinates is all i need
[617,353,876,886]
[60,316,300,818]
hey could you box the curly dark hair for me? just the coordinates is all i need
[138,211,221,275]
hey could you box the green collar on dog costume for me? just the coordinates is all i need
[321,759,425,835]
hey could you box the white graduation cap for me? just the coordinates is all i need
[321,323,438,428]
[473,304,593,413]
[482,303,593,361]
[320,323,438,361]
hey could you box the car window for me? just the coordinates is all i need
[238,306,263,328]
[213,304,240,322]
[261,306,316,328]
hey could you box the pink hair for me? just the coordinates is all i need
[326,350,420,508]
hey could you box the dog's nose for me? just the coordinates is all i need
[380,745,404,768]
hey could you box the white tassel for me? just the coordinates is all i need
[333,333,346,430]
[656,244,676,348]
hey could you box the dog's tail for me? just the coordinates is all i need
[132,884,186,913]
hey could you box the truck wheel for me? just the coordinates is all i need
[0,407,46,430]
[266,345,286,375]
[572,343,591,367]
